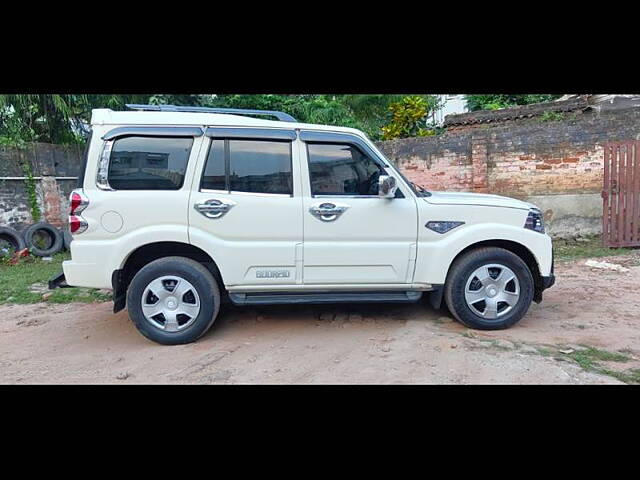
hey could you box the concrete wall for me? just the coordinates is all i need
[376,105,640,238]
[0,143,83,230]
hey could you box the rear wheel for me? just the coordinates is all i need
[444,247,534,330]
[127,256,220,345]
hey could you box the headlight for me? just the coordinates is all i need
[524,209,545,233]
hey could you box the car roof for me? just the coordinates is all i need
[91,109,366,137]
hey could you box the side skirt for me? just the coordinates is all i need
[228,290,423,306]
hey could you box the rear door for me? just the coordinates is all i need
[299,131,418,286]
[188,128,303,288]
[84,126,203,247]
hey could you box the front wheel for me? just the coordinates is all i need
[127,256,220,345]
[444,247,534,330]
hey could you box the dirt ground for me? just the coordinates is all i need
[1,254,639,384]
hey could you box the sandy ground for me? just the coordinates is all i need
[1,254,639,384]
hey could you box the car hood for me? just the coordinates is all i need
[423,191,535,211]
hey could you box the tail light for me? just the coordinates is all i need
[69,215,88,234]
[70,190,88,215]
[69,190,89,234]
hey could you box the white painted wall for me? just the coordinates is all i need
[430,95,468,126]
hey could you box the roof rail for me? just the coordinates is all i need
[125,104,297,123]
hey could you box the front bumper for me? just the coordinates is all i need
[533,244,555,303]
[542,246,555,290]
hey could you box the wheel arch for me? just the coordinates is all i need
[113,241,225,313]
[443,239,543,306]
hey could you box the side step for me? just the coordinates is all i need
[228,290,423,306]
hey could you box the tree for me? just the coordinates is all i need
[465,94,563,112]
[0,94,441,145]
[205,94,379,137]
[381,96,440,140]
[0,94,152,145]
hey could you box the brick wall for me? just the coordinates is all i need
[376,107,640,199]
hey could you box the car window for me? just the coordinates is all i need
[201,139,226,191]
[307,143,385,196]
[108,136,193,190]
[201,139,292,195]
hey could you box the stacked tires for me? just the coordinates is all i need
[0,222,71,257]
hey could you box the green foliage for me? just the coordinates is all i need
[538,111,565,122]
[381,96,439,140]
[20,158,40,221]
[0,94,440,144]
[0,94,152,145]
[465,94,563,112]
[206,94,400,139]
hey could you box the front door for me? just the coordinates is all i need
[299,134,418,286]
[188,130,303,288]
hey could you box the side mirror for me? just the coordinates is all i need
[378,175,398,199]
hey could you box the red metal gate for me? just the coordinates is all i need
[603,141,640,247]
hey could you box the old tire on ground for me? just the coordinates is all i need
[444,247,534,330]
[0,226,26,252]
[61,229,73,251]
[23,222,64,257]
[126,256,220,345]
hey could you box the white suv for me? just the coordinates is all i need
[54,105,555,345]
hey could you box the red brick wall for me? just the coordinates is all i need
[376,108,640,199]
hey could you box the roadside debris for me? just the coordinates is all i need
[584,259,630,273]
[6,248,29,265]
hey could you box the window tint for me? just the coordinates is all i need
[108,136,193,190]
[201,139,226,191]
[229,140,292,194]
[307,143,385,196]
[201,139,293,195]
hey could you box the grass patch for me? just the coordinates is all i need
[553,345,640,384]
[533,344,639,384]
[536,346,556,357]
[553,235,635,261]
[564,346,631,370]
[0,252,111,304]
[603,368,640,384]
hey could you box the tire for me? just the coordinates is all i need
[126,256,221,345]
[444,247,534,330]
[23,222,64,257]
[0,226,26,252]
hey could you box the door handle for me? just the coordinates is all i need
[194,199,236,219]
[309,202,349,222]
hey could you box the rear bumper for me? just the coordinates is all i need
[63,260,111,289]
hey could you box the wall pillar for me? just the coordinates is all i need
[40,176,64,227]
[470,136,489,193]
